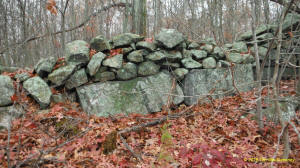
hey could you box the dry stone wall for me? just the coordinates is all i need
[1,12,299,119]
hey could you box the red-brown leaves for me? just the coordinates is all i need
[46,0,57,15]
[89,49,97,59]
[53,57,65,70]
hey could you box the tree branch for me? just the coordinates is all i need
[271,0,300,14]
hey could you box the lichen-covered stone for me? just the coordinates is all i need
[161,62,180,68]
[282,13,300,32]
[138,61,160,76]
[165,50,182,62]
[122,47,133,55]
[181,57,202,69]
[94,71,116,82]
[200,44,213,54]
[173,68,189,80]
[87,52,106,76]
[23,77,52,108]
[14,73,30,82]
[0,75,15,107]
[146,51,166,61]
[238,24,271,41]
[127,50,144,63]
[212,47,225,59]
[155,29,185,49]
[48,64,77,86]
[76,71,184,116]
[64,40,90,65]
[242,54,255,64]
[65,69,88,90]
[34,57,56,77]
[136,41,156,51]
[217,60,231,68]
[117,62,137,80]
[232,42,248,53]
[90,35,111,52]
[190,50,207,60]
[112,33,144,48]
[227,53,244,64]
[188,42,200,49]
[102,54,123,69]
[183,64,254,105]
[202,57,217,69]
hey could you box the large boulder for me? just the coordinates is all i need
[34,57,57,77]
[0,75,15,107]
[76,71,184,116]
[155,29,185,49]
[112,33,144,48]
[48,64,77,86]
[64,40,90,65]
[23,77,52,108]
[183,64,254,105]
[90,35,111,52]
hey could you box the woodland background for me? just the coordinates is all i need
[0,0,287,67]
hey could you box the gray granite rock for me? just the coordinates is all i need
[102,54,123,69]
[138,61,160,76]
[23,77,52,108]
[76,71,184,116]
[0,75,15,107]
[183,64,254,105]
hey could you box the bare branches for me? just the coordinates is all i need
[271,0,300,14]
[0,2,128,54]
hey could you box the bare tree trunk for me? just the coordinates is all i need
[154,0,162,35]
[272,6,290,159]
[123,0,129,33]
[251,0,264,133]
[132,0,147,36]
[84,0,89,41]
[263,0,270,24]
[218,0,224,44]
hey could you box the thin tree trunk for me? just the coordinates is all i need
[271,6,290,159]
[251,0,264,133]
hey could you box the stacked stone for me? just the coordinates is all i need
[235,13,300,80]
[0,28,257,118]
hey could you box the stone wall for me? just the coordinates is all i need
[0,13,299,118]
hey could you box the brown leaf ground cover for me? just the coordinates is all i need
[0,70,299,167]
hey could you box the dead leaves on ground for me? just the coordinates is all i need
[0,80,299,167]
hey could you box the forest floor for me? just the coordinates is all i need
[0,72,299,167]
